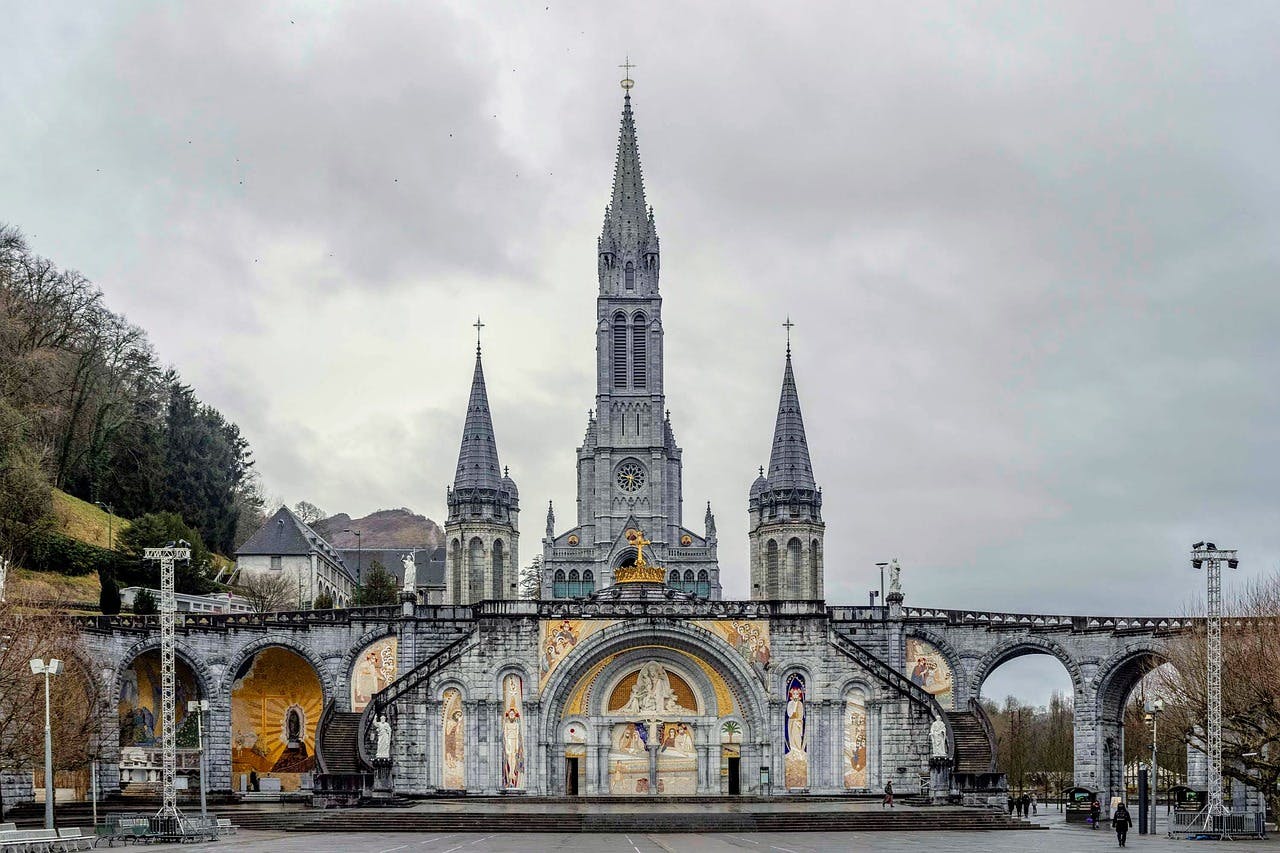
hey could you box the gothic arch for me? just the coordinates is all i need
[339,627,399,710]
[903,628,968,703]
[968,635,1085,703]
[112,636,217,705]
[591,651,713,718]
[1093,644,1169,724]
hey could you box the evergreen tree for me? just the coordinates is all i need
[132,588,156,614]
[116,512,216,594]
[359,560,399,606]
[313,590,334,610]
[98,569,121,615]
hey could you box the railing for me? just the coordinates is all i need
[968,698,999,774]
[828,606,887,622]
[829,629,944,719]
[314,698,336,776]
[371,630,477,715]
[1168,809,1266,839]
[79,603,477,633]
[900,607,1196,633]
[534,600,774,619]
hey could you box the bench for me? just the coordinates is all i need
[216,818,236,836]
[0,827,60,852]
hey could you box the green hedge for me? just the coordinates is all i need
[24,530,130,578]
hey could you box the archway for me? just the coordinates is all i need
[973,640,1081,805]
[230,646,323,792]
[117,650,205,791]
[1094,648,1183,808]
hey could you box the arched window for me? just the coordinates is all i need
[683,570,694,593]
[582,569,595,595]
[612,312,628,388]
[787,538,803,598]
[553,570,567,599]
[810,539,821,591]
[450,538,462,604]
[668,569,680,589]
[624,260,635,289]
[765,539,779,597]
[492,539,505,600]
[632,312,647,387]
[697,569,710,598]
[467,537,485,603]
[568,569,580,598]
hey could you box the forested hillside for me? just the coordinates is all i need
[0,224,264,581]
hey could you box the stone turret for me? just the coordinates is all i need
[445,341,519,604]
[749,341,824,600]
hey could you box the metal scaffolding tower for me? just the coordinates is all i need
[1191,542,1237,828]
[143,543,191,821]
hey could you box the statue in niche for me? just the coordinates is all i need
[930,717,948,758]
[374,715,393,760]
[270,704,314,773]
[618,662,694,716]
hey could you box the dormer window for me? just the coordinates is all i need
[624,261,635,289]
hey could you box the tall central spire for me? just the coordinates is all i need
[604,92,650,246]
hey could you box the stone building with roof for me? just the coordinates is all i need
[235,505,357,607]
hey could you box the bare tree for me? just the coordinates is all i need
[236,570,295,613]
[1158,574,1280,818]
[292,501,325,527]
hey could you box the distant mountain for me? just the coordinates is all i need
[316,508,444,549]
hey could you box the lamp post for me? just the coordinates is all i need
[875,561,888,604]
[94,502,114,550]
[345,529,363,605]
[1145,697,1164,835]
[187,699,210,820]
[29,658,63,830]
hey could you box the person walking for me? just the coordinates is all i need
[1113,802,1133,847]
[1021,793,1030,817]
[1030,792,1038,815]
[1008,794,1016,815]
[1089,797,1101,830]
[882,780,894,808]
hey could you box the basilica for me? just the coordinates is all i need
[88,81,1179,811]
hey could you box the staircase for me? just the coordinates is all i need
[946,710,995,775]
[318,711,365,775]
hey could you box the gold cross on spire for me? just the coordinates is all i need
[620,55,636,91]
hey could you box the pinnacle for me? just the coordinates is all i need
[453,347,504,490]
[766,348,816,490]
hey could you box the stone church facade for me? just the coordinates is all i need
[73,84,1213,811]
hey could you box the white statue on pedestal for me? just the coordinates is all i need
[400,552,416,595]
[929,717,947,758]
[374,715,393,760]
[889,558,902,594]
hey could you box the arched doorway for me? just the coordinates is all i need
[230,646,323,792]
[1095,650,1184,808]
[117,650,205,792]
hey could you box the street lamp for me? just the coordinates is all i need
[1145,697,1164,835]
[29,658,63,830]
[187,699,210,820]
[875,562,889,603]
[94,502,115,550]
[344,529,363,605]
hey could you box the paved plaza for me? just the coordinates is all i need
[130,814,1275,853]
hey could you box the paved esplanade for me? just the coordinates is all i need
[129,821,1276,853]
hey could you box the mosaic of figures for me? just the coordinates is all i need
[118,651,201,750]
[607,662,698,716]
[230,647,322,791]
[842,691,868,789]
[500,673,526,789]
[694,620,770,677]
[784,672,808,789]
[351,636,398,712]
[905,638,955,709]
[441,687,465,789]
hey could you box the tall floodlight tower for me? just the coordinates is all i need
[1191,541,1237,827]
[143,542,191,821]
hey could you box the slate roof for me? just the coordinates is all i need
[765,349,817,490]
[601,93,655,249]
[236,506,347,568]
[334,546,445,588]
[453,348,504,491]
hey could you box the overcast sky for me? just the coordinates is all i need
[4,2,1279,705]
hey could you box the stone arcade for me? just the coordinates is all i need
[78,83,1206,807]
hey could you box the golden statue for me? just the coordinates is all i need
[617,528,665,584]
[627,529,652,568]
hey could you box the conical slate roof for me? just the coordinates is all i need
[766,350,816,490]
[453,347,503,490]
[601,93,653,247]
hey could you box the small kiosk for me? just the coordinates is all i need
[1169,785,1206,812]
[1064,786,1101,823]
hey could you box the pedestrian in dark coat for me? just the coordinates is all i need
[1113,803,1133,847]
[1089,798,1101,829]
[1008,794,1016,815]
[882,780,894,808]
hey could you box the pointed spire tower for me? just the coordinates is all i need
[446,320,519,604]
[597,83,660,297]
[749,322,824,601]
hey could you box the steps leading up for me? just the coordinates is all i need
[947,710,996,775]
[318,711,365,775]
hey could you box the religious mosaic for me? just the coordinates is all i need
[119,651,201,749]
[694,620,770,675]
[905,638,955,709]
[230,646,322,790]
[842,692,869,789]
[350,636,397,713]
[608,721,650,794]
[783,673,808,789]
[500,674,526,789]
[656,721,698,795]
[538,619,617,692]
[442,687,465,789]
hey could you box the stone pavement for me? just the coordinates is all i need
[130,821,1276,853]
